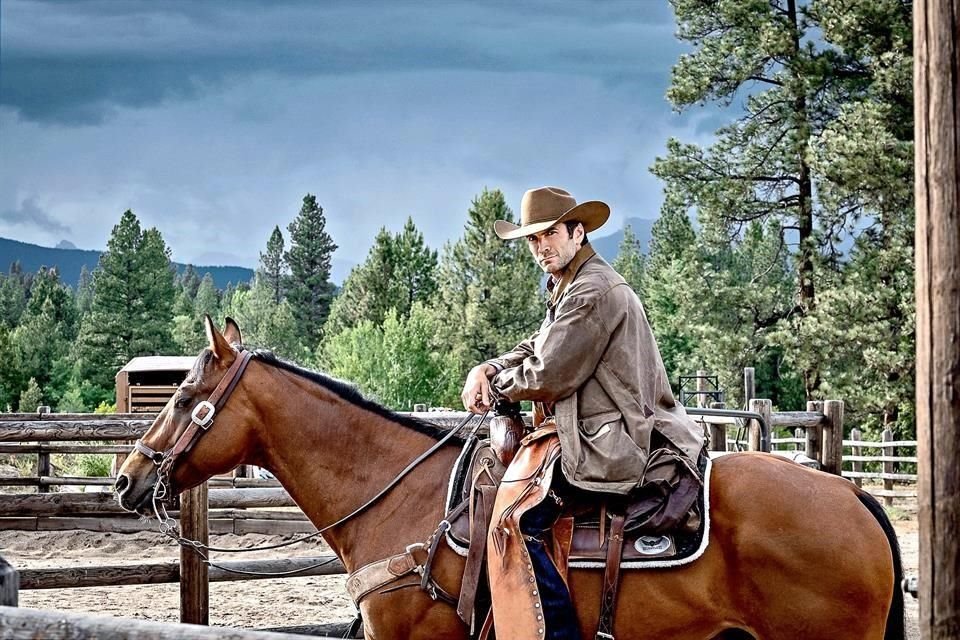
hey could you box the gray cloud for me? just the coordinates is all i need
[2,0,682,124]
[0,198,71,235]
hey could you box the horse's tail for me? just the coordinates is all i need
[856,490,905,640]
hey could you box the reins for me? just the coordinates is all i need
[135,347,486,577]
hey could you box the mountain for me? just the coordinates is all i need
[0,236,254,290]
[590,217,656,262]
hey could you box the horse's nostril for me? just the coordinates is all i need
[114,474,129,495]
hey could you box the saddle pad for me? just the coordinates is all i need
[569,457,712,570]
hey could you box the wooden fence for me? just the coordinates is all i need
[770,425,918,504]
[0,407,915,635]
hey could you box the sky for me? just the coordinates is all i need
[0,0,719,273]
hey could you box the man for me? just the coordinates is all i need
[460,186,705,640]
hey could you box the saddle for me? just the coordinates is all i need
[445,426,710,637]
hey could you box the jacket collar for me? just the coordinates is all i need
[547,243,596,307]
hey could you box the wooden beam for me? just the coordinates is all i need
[0,606,335,640]
[0,421,151,442]
[18,555,344,590]
[916,0,960,636]
[179,484,208,625]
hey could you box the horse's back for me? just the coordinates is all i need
[569,452,897,639]
[709,453,896,638]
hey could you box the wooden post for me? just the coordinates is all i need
[709,401,726,453]
[179,483,209,625]
[806,400,823,469]
[36,452,50,494]
[0,556,17,607]
[794,427,804,453]
[822,400,844,476]
[850,428,863,488]
[747,399,770,452]
[696,370,708,409]
[916,0,960,634]
[743,367,755,408]
[882,427,895,507]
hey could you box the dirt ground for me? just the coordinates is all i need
[3,510,920,637]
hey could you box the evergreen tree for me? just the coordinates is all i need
[173,273,220,355]
[223,276,304,360]
[194,274,219,318]
[0,265,28,328]
[11,268,78,406]
[612,225,646,296]
[640,207,701,387]
[432,189,542,404]
[19,377,43,413]
[178,265,201,301]
[74,210,177,394]
[393,217,439,315]
[75,265,94,317]
[285,194,338,346]
[258,226,287,305]
[653,0,912,398]
[0,326,24,411]
[325,217,437,336]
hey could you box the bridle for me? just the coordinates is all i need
[131,346,484,580]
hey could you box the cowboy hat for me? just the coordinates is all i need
[494,186,610,240]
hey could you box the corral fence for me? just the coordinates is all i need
[0,405,915,636]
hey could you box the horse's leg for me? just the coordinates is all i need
[711,454,895,640]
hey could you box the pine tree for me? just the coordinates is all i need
[285,194,338,346]
[11,268,78,405]
[653,0,912,398]
[258,226,287,305]
[194,274,219,319]
[74,210,177,394]
[394,217,439,314]
[19,377,43,413]
[325,217,437,336]
[223,276,304,359]
[612,225,646,296]
[432,189,542,404]
[0,265,28,328]
[75,265,94,317]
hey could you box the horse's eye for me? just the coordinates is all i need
[174,394,192,409]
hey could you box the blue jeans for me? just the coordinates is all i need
[519,479,581,640]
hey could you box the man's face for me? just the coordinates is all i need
[526,222,584,275]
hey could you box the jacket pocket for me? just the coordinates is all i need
[578,410,622,442]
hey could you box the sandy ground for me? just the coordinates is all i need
[2,530,357,631]
[3,512,920,637]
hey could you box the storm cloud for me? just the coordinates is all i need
[0,1,716,271]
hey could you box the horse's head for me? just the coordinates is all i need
[115,316,259,515]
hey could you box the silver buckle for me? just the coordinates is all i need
[191,400,216,428]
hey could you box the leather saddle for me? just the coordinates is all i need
[445,436,710,627]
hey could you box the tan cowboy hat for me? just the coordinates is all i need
[494,186,610,240]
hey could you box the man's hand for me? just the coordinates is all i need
[461,363,496,414]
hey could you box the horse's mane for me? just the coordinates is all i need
[245,347,462,443]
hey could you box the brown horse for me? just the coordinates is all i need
[116,319,904,640]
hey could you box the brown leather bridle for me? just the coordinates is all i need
[133,348,253,494]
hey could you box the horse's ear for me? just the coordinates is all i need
[204,315,233,360]
[223,317,243,346]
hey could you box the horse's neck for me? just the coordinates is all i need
[254,370,457,571]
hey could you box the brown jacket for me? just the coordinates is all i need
[489,246,705,494]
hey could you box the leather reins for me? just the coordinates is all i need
[132,346,483,580]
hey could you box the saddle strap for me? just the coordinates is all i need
[595,513,626,640]
[457,475,499,623]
